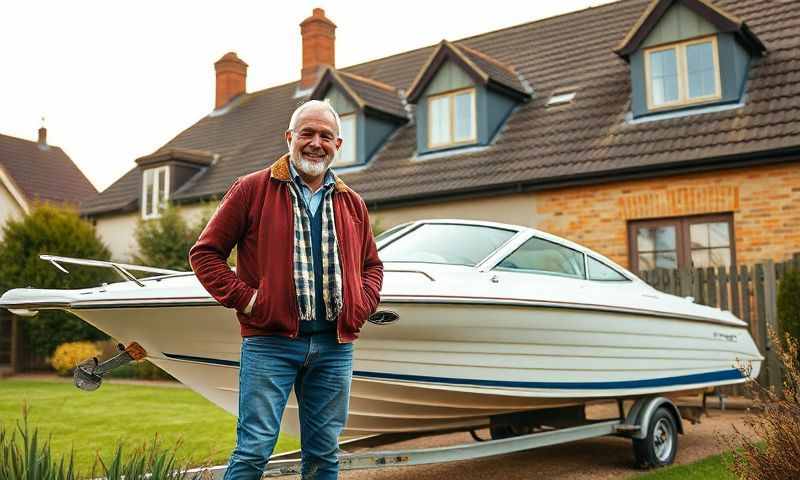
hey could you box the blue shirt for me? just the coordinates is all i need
[289,162,336,216]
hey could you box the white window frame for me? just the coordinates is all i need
[335,113,357,166]
[141,165,170,220]
[644,35,722,111]
[427,87,477,149]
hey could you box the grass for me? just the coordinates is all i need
[0,377,300,475]
[631,452,735,480]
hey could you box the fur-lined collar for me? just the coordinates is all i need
[269,154,350,193]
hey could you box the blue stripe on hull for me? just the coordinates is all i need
[162,352,744,390]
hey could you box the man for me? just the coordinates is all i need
[189,100,383,479]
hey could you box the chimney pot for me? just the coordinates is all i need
[214,52,248,110]
[300,8,336,90]
[37,127,47,147]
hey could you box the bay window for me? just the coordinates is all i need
[142,166,169,219]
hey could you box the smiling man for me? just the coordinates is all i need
[189,100,384,480]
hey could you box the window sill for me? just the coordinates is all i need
[627,97,746,124]
[414,143,487,162]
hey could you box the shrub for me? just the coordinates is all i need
[722,330,800,479]
[0,204,114,356]
[50,341,101,376]
[133,202,221,272]
[778,269,800,342]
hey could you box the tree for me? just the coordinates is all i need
[133,202,222,271]
[0,204,114,356]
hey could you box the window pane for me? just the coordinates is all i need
[655,226,676,251]
[337,115,356,165]
[379,224,514,266]
[655,251,677,269]
[687,42,716,98]
[453,91,474,142]
[429,96,451,146]
[649,49,678,106]
[588,257,627,281]
[143,169,154,216]
[690,223,710,249]
[709,222,730,247]
[497,237,585,278]
[637,228,654,252]
[157,168,167,207]
[691,249,710,268]
[638,253,655,271]
[709,248,732,267]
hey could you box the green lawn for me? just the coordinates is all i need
[632,453,735,480]
[0,378,299,475]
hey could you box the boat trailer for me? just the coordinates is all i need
[188,396,687,478]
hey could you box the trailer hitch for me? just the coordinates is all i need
[73,342,147,391]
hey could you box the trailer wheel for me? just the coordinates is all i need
[633,407,678,469]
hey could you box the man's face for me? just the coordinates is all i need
[286,106,342,178]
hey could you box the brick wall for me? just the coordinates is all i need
[535,162,800,268]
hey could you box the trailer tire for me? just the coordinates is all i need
[633,406,678,469]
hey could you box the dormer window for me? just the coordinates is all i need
[142,166,169,219]
[615,0,765,119]
[336,113,357,166]
[310,68,409,168]
[428,88,477,149]
[645,35,721,110]
[406,40,530,156]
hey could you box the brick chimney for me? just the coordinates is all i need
[300,8,336,90]
[214,52,248,109]
[37,126,47,147]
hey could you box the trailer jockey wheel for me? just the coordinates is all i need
[633,407,678,469]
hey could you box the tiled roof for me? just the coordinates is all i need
[81,0,800,216]
[310,68,408,120]
[615,0,766,57]
[0,132,97,206]
[406,40,530,102]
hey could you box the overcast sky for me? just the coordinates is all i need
[1,0,616,191]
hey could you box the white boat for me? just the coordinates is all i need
[0,219,762,438]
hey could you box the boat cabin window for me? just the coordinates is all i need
[587,257,629,281]
[375,222,413,243]
[495,236,585,279]
[378,223,515,266]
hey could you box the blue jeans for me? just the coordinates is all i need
[223,333,353,480]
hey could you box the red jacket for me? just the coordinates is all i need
[189,155,384,342]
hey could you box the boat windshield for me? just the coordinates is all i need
[378,223,515,266]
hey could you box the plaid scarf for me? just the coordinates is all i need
[287,182,343,322]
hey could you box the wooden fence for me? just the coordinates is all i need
[640,253,800,397]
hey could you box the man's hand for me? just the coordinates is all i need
[244,291,257,315]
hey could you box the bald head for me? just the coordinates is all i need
[287,100,342,137]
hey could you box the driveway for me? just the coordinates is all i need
[332,399,752,480]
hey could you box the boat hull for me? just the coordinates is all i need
[68,298,761,437]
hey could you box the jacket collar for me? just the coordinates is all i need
[270,154,350,193]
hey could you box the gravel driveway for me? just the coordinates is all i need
[328,399,752,480]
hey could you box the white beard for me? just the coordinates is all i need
[292,153,330,177]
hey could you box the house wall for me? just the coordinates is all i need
[370,192,539,233]
[94,202,212,262]
[0,181,24,239]
[534,162,800,268]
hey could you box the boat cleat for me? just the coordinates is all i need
[73,342,147,391]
